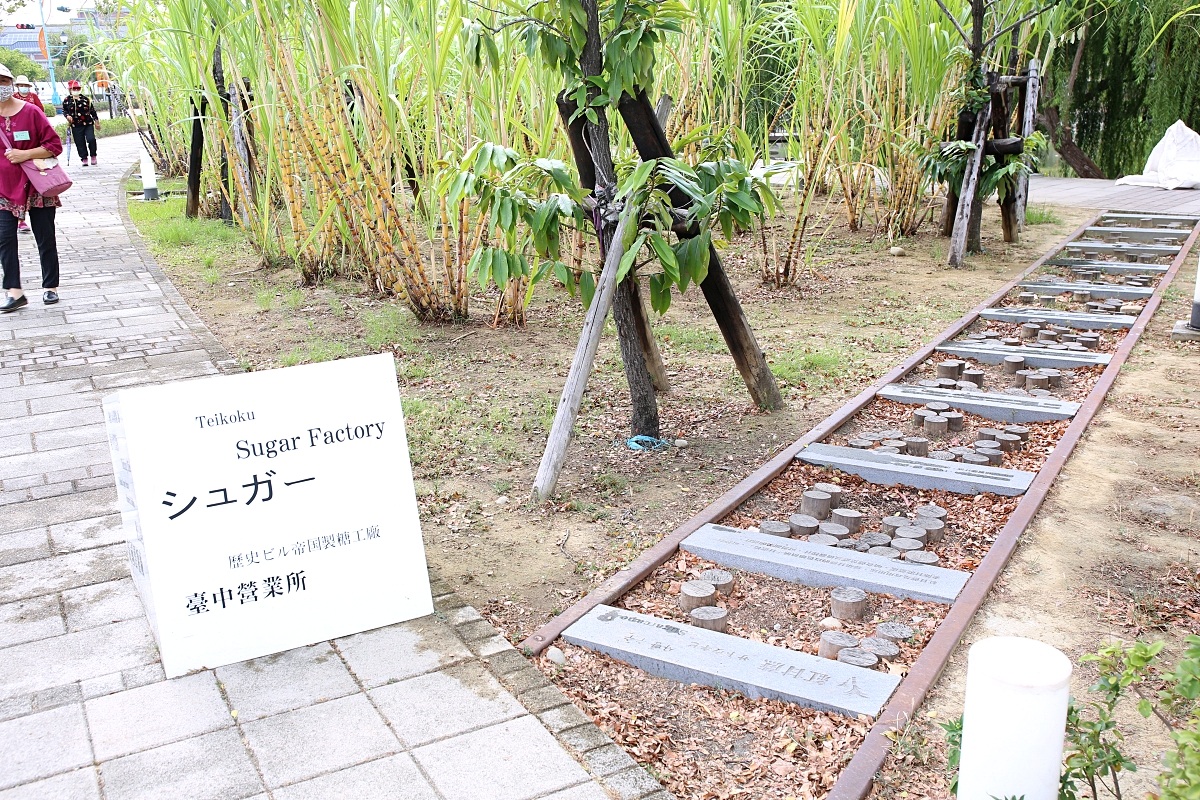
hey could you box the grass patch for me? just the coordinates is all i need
[1025,205,1062,225]
[129,197,243,249]
[654,323,724,354]
[770,347,849,389]
[364,305,417,351]
[279,339,355,367]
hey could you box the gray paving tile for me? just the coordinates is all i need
[241,693,399,788]
[370,662,525,747]
[62,578,143,632]
[0,433,33,457]
[413,715,592,800]
[271,754,438,800]
[0,488,116,536]
[539,785,611,800]
[86,671,232,760]
[0,618,156,701]
[0,528,50,568]
[34,424,107,452]
[0,768,100,800]
[0,704,92,790]
[0,544,127,604]
[99,728,263,800]
[0,595,64,648]
[48,514,123,555]
[336,617,473,688]
[216,641,359,722]
[0,442,111,481]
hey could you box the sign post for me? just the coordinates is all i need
[103,353,433,677]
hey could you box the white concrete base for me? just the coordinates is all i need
[1171,321,1200,342]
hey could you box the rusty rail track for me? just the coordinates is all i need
[520,210,1200,797]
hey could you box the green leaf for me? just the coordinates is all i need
[616,232,646,284]
[687,232,711,285]
[492,247,509,287]
[475,247,491,291]
[649,272,671,314]
[580,269,596,310]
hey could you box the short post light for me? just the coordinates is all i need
[956,636,1072,800]
[140,148,159,201]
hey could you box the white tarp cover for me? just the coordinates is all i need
[1116,120,1200,190]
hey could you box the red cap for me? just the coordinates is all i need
[67,80,81,89]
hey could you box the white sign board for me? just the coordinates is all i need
[103,353,433,677]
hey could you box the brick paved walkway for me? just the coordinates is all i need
[1030,174,1200,215]
[0,135,664,800]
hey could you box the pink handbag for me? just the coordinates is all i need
[0,126,72,198]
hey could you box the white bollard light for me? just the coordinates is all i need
[956,636,1072,800]
[140,149,159,201]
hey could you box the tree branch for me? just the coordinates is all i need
[932,0,972,46]
[984,1,1061,50]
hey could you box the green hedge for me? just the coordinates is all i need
[42,103,54,116]
[53,116,138,143]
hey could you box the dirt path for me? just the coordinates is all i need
[874,257,1200,797]
[129,195,1090,645]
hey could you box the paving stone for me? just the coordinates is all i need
[271,754,438,800]
[683,524,969,604]
[120,663,165,691]
[85,671,232,760]
[335,617,473,688]
[0,704,93,790]
[603,767,667,800]
[1020,280,1152,300]
[80,673,124,701]
[981,307,1137,330]
[0,529,52,568]
[878,383,1079,424]
[60,579,143,633]
[584,743,638,777]
[540,784,613,800]
[796,443,1035,496]
[371,662,526,747]
[538,702,591,734]
[98,728,263,800]
[216,641,359,722]
[412,715,593,800]
[241,693,399,787]
[0,619,156,701]
[0,767,101,800]
[48,514,123,555]
[936,341,1111,369]
[0,544,127,604]
[557,722,614,754]
[564,604,898,716]
[0,595,64,648]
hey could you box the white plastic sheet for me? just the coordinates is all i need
[1116,120,1200,190]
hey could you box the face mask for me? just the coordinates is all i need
[17,87,28,95]
[70,90,81,96]
[0,87,16,102]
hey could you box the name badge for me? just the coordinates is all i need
[12,131,29,142]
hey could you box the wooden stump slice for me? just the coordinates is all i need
[962,453,990,466]
[881,516,911,534]
[689,606,728,632]
[699,569,735,595]
[848,439,873,449]
[890,537,923,552]
[977,428,1003,441]
[830,586,868,620]
[925,401,951,413]
[915,504,946,520]
[909,517,945,543]
[818,522,851,540]
[995,433,1022,452]
[904,550,941,566]
[868,546,901,559]
[875,621,914,642]
[859,636,901,661]
[1025,373,1050,390]
[977,447,1003,465]
[903,437,929,457]
[679,580,716,612]
[924,415,948,435]
[963,369,986,387]
[830,508,862,534]
[1004,425,1030,441]
[759,519,791,537]
[800,490,832,520]
[942,411,964,431]
[893,525,928,545]
[817,630,859,659]
[807,533,839,546]
[1002,355,1025,374]
[788,513,820,536]
[858,531,892,548]
[837,647,879,668]
[813,482,843,509]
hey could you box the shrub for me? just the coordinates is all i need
[54,116,138,143]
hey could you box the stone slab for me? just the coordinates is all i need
[1058,240,1179,256]
[563,604,900,717]
[1171,321,1200,342]
[980,306,1136,330]
[877,383,1079,423]
[1045,258,1168,274]
[682,524,970,604]
[935,341,1111,369]
[796,442,1035,496]
[1083,225,1189,242]
[1098,212,1198,227]
[1019,281,1153,300]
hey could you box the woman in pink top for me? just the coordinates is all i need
[0,63,64,312]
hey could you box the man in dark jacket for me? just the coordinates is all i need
[61,80,98,166]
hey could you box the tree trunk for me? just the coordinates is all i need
[1039,105,1106,179]
[578,0,659,438]
[949,104,991,267]
[940,108,976,237]
[212,37,233,225]
[1014,60,1040,231]
[630,277,670,393]
[186,99,204,219]
[991,78,1019,244]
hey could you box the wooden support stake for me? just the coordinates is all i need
[617,90,783,410]
[532,210,635,502]
[1014,59,1040,232]
[630,276,670,393]
[948,103,991,268]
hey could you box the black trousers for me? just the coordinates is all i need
[0,207,59,290]
[72,124,97,159]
